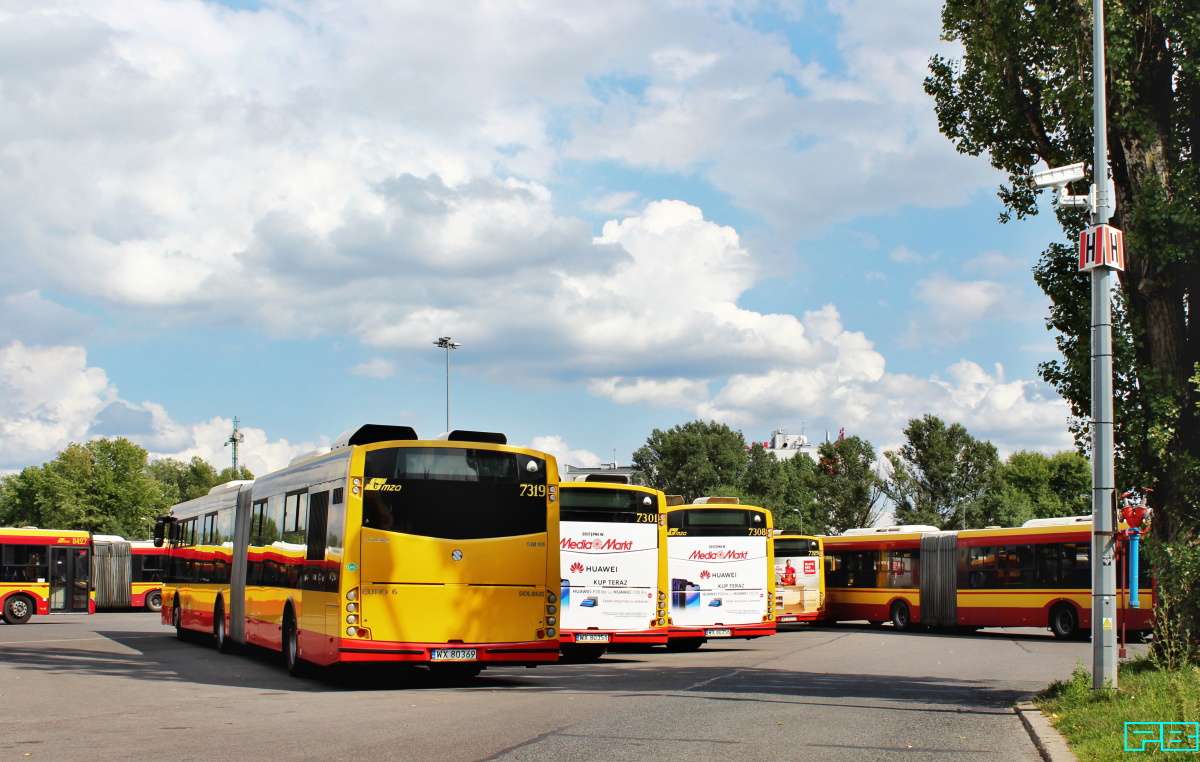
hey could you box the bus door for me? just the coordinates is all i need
[49,546,91,613]
[297,488,336,663]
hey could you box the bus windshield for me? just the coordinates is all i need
[560,488,654,523]
[361,447,547,540]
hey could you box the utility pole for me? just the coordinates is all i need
[1087,0,1119,691]
[1029,0,1122,691]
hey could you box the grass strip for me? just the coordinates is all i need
[1036,656,1200,760]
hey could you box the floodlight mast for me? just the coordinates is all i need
[433,337,461,432]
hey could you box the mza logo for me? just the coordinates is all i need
[364,478,403,492]
[699,570,711,580]
[569,562,584,573]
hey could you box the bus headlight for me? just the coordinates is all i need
[346,626,358,637]
[547,593,558,604]
[546,617,556,626]
[346,588,358,601]
[346,602,357,613]
[546,605,557,615]
[546,628,556,638]
[346,614,358,624]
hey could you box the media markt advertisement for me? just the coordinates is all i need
[559,522,659,630]
[668,537,768,627]
[775,555,820,617]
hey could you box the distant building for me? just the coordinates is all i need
[564,462,637,482]
[746,429,819,462]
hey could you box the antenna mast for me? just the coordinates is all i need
[224,416,245,475]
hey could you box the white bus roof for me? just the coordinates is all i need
[840,525,940,535]
[1021,516,1092,527]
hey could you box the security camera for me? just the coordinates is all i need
[1031,162,1087,190]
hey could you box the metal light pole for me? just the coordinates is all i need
[1088,0,1119,692]
[433,337,461,432]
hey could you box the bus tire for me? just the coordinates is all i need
[2,594,34,625]
[213,598,234,654]
[1049,603,1079,640]
[890,600,912,631]
[283,608,309,677]
[173,599,189,641]
[145,590,162,613]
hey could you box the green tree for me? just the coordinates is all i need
[148,457,254,505]
[632,420,747,502]
[740,443,785,505]
[775,454,819,532]
[810,435,884,534]
[883,415,999,529]
[924,3,1200,542]
[0,438,171,538]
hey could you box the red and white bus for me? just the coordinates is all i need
[773,532,824,624]
[664,497,776,650]
[557,478,673,660]
[0,527,94,624]
[823,517,1153,638]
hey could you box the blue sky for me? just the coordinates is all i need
[0,0,1076,478]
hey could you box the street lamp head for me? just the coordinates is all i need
[433,337,462,349]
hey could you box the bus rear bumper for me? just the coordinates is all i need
[336,638,561,665]
[560,628,668,645]
[669,622,776,639]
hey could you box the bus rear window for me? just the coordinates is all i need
[560,488,655,523]
[775,539,819,556]
[361,447,548,540]
[668,508,764,536]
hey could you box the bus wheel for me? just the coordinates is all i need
[145,590,163,613]
[213,599,234,654]
[173,599,189,641]
[665,638,704,652]
[1049,604,1079,640]
[890,601,912,631]
[2,594,33,625]
[283,610,308,677]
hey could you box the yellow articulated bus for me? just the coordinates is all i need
[157,425,562,679]
[1,527,93,624]
[772,531,825,624]
[557,478,674,660]
[663,497,776,651]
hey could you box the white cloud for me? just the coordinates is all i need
[0,341,311,474]
[906,273,1031,346]
[0,342,113,466]
[350,358,397,379]
[529,434,602,470]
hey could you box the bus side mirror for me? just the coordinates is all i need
[152,516,172,548]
